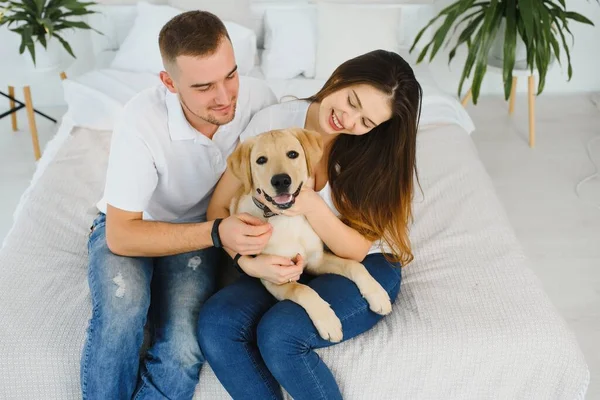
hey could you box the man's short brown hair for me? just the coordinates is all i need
[158,10,231,68]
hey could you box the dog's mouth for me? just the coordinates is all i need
[261,182,303,210]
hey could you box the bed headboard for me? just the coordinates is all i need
[88,0,434,56]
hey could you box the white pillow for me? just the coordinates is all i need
[109,2,179,74]
[261,6,317,79]
[223,21,257,76]
[110,2,257,75]
[167,0,253,29]
[88,5,138,55]
[314,2,402,79]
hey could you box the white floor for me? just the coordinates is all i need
[1,95,599,398]
[468,93,600,399]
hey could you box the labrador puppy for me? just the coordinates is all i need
[227,128,392,342]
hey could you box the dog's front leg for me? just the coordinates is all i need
[262,280,343,342]
[306,253,392,315]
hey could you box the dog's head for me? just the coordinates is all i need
[228,128,323,210]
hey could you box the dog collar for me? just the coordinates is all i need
[252,197,278,218]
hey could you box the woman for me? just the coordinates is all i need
[199,49,422,399]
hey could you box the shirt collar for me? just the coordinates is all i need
[165,90,199,141]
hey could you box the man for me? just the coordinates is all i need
[81,11,277,400]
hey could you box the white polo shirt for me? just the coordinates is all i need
[96,76,277,223]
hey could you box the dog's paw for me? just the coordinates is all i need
[310,304,343,343]
[362,284,392,315]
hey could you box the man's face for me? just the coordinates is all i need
[161,38,239,127]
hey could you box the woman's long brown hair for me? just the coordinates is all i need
[306,50,422,266]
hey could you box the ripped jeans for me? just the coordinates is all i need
[81,212,219,400]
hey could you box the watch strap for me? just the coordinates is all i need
[211,218,223,248]
[233,253,244,274]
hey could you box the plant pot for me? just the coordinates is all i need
[24,37,65,70]
[487,19,528,71]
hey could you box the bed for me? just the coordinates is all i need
[0,1,589,399]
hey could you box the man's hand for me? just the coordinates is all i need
[219,213,273,255]
[239,254,304,284]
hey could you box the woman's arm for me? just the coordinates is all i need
[207,168,241,221]
[306,198,372,262]
[279,188,372,262]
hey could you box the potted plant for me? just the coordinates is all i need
[0,0,99,69]
[409,0,597,104]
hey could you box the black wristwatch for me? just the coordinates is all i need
[233,253,244,274]
[211,218,223,248]
[232,253,256,274]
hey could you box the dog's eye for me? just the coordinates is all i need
[287,151,299,159]
[256,156,268,165]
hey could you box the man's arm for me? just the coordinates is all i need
[206,168,250,260]
[105,205,214,257]
[105,204,273,258]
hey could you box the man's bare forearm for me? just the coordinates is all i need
[106,219,215,257]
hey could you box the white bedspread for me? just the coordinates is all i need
[0,121,588,399]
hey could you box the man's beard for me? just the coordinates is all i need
[180,95,237,126]
[203,102,237,126]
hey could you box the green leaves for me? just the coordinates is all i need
[563,12,594,25]
[471,0,503,103]
[502,0,516,99]
[0,0,100,66]
[410,0,598,104]
[53,32,75,58]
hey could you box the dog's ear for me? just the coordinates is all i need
[292,129,324,176]
[228,138,255,194]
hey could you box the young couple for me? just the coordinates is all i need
[81,9,422,400]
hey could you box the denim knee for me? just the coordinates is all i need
[256,302,307,375]
[150,332,205,372]
[197,299,235,359]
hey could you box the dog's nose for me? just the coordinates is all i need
[271,174,292,192]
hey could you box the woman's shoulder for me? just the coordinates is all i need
[241,99,310,141]
[261,98,310,116]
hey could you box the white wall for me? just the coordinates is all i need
[3,0,600,107]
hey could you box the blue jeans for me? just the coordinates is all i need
[81,213,220,400]
[198,253,401,400]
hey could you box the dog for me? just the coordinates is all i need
[227,128,392,342]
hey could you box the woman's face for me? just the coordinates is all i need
[318,83,393,136]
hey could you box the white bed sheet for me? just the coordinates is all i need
[0,122,588,399]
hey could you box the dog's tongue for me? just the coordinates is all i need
[273,194,293,205]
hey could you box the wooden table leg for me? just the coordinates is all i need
[8,86,18,132]
[60,72,67,80]
[461,88,472,107]
[528,75,535,148]
[23,86,42,161]
[509,77,517,115]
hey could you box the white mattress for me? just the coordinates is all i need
[0,119,589,399]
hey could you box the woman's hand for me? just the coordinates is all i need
[238,254,305,285]
[269,177,324,218]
